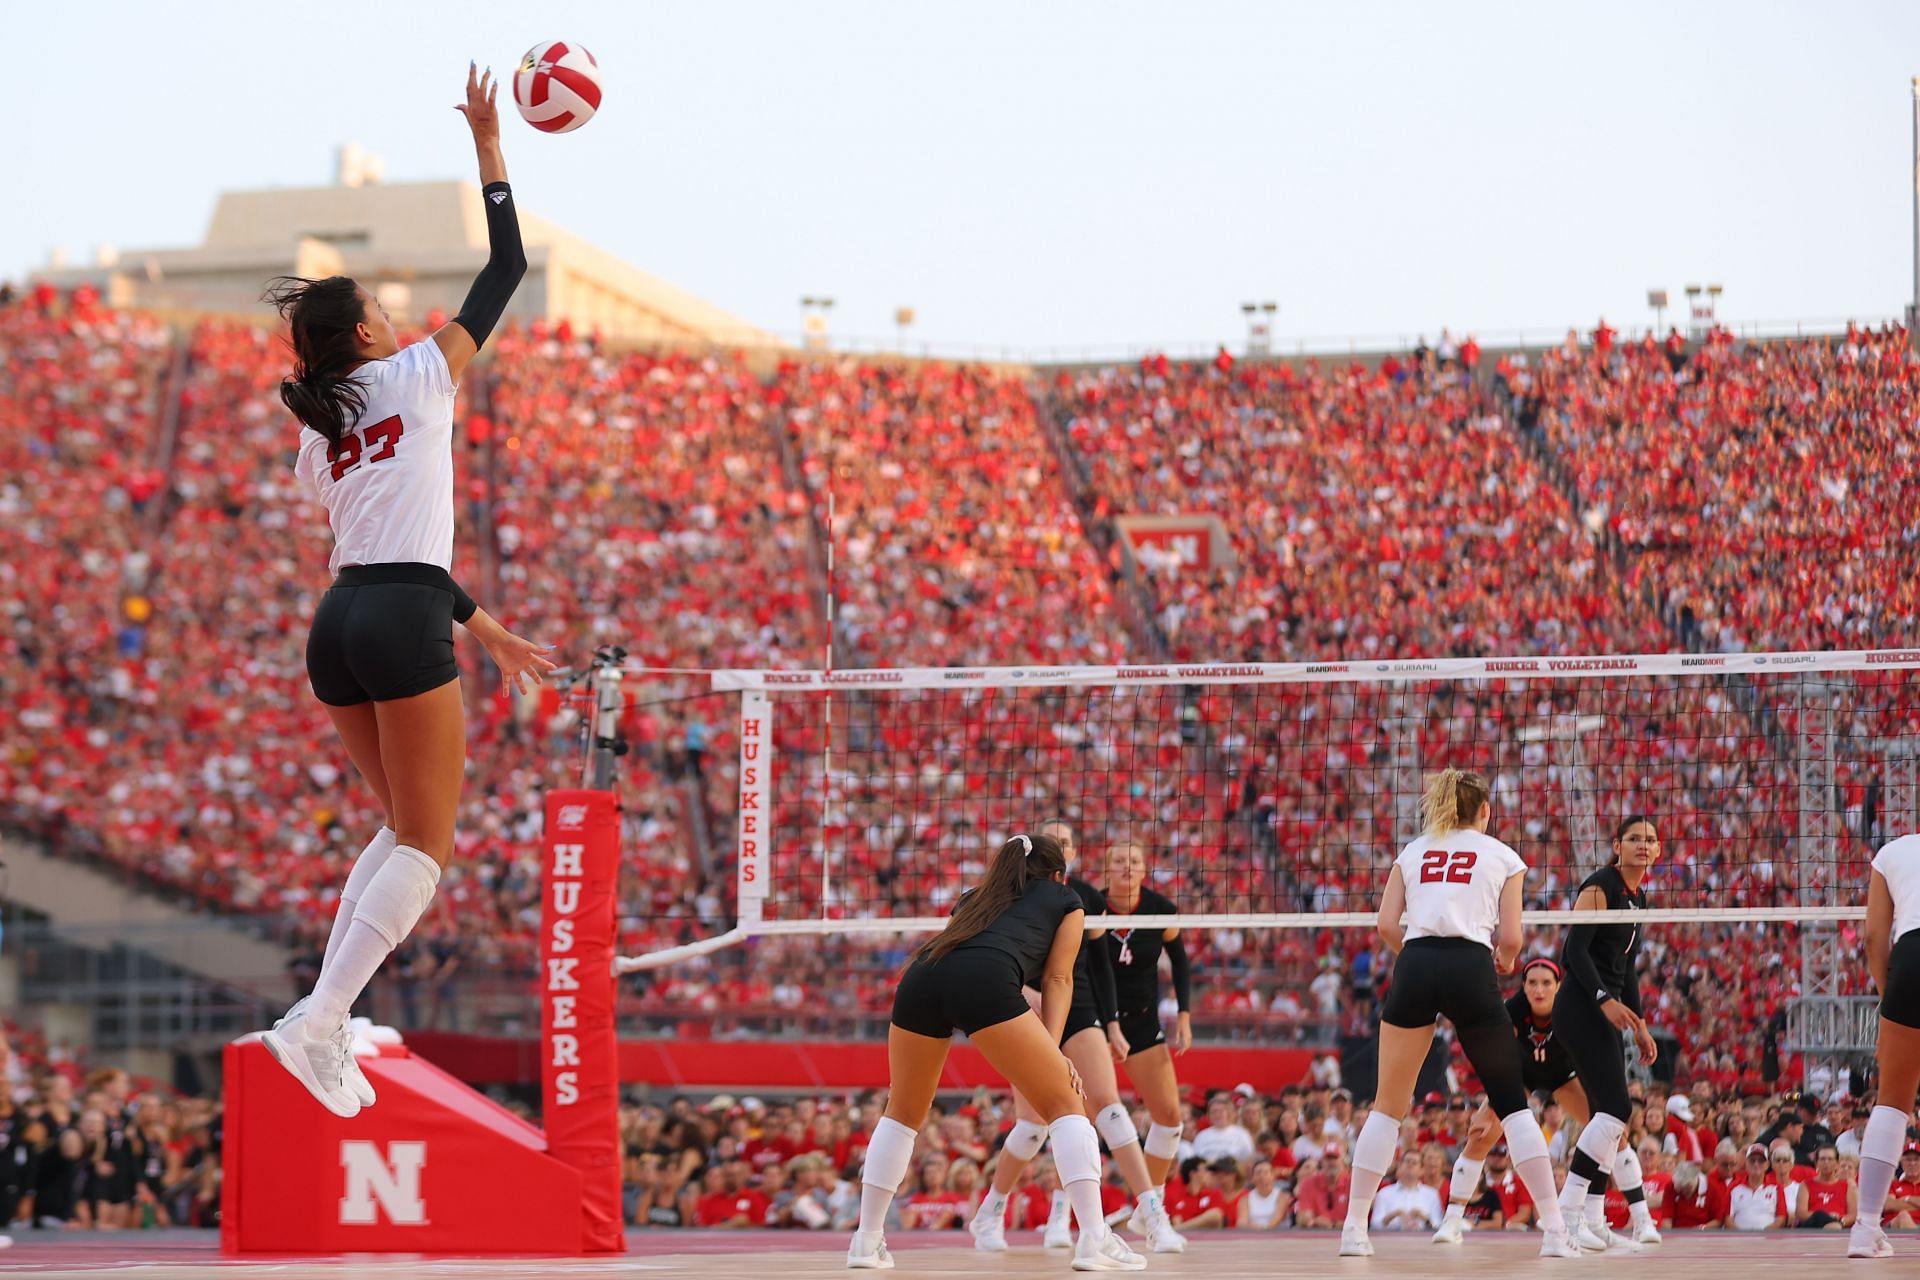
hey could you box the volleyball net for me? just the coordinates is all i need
[609,647,1918,974]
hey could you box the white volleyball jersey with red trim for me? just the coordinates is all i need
[1393,829,1528,950]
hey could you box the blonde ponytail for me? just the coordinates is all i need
[1421,768,1490,838]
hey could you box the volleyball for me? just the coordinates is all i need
[513,40,602,133]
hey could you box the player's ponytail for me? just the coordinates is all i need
[1420,767,1489,838]
[915,833,1068,967]
[263,275,370,447]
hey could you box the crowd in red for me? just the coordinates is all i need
[1,288,1916,1087]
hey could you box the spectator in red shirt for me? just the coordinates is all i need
[1793,1145,1855,1229]
[1882,1146,1920,1228]
[1292,1151,1351,1229]
[1667,1162,1726,1229]
[1169,1157,1230,1230]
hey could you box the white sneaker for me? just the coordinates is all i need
[279,998,377,1108]
[1575,1220,1638,1252]
[1044,1215,1074,1250]
[1629,1216,1662,1246]
[1126,1195,1187,1253]
[1847,1222,1895,1259]
[1539,1226,1582,1258]
[1431,1214,1467,1244]
[261,1006,359,1118]
[0,1235,12,1250]
[847,1231,894,1269]
[1072,1228,1147,1272]
[1338,1224,1374,1257]
[970,1204,1008,1252]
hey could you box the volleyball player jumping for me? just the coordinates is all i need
[967,822,1185,1255]
[1848,827,1920,1259]
[850,833,1145,1272]
[256,66,552,1116]
[1551,816,1662,1251]
[1337,769,1576,1259]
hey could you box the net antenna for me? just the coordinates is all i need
[609,648,1915,979]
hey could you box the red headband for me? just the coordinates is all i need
[1521,957,1563,980]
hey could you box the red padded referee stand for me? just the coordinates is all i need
[220,789,625,1255]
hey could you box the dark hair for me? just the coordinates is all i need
[915,834,1069,966]
[1608,814,1658,865]
[262,275,372,446]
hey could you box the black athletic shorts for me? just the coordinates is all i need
[1118,1007,1166,1057]
[1522,1053,1579,1097]
[307,563,460,707]
[1383,938,1531,1118]
[1061,995,1103,1045]
[892,946,1032,1038]
[1881,931,1920,1030]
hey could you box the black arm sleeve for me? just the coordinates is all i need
[445,575,478,626]
[452,181,528,350]
[1085,929,1120,1024]
[1620,955,1643,1018]
[1559,923,1612,1007]
[1165,934,1192,1012]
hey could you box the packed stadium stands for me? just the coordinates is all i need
[2,287,1917,1091]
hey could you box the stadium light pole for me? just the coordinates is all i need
[1647,289,1668,337]
[1911,77,1919,351]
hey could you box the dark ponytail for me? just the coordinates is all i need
[262,275,371,446]
[916,834,1069,966]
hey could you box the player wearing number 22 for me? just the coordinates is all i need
[1339,768,1579,1261]
[252,65,554,1119]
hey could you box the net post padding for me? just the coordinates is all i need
[541,789,624,1253]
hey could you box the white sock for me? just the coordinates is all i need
[1048,1188,1070,1228]
[1344,1109,1400,1230]
[1500,1109,1565,1234]
[1858,1105,1908,1225]
[322,828,396,971]
[1442,1200,1466,1225]
[976,1188,1008,1224]
[1585,1194,1608,1230]
[1558,1113,1623,1223]
[308,845,440,1034]
[1049,1114,1106,1242]
[856,1116,917,1237]
[1613,1145,1651,1227]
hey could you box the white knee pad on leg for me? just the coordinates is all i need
[1095,1103,1140,1151]
[352,844,440,948]
[1144,1122,1182,1161]
[1004,1118,1048,1162]
[1575,1113,1626,1170]
[862,1116,917,1192]
[1352,1109,1401,1176]
[1049,1114,1102,1185]
[1499,1109,1550,1165]
[1612,1143,1643,1191]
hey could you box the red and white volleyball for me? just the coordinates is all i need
[513,41,602,134]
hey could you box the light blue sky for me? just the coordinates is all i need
[11,1,1919,353]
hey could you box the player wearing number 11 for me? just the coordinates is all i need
[1338,769,1578,1261]
[252,64,554,1119]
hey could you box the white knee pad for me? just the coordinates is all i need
[1049,1114,1102,1186]
[861,1116,917,1192]
[352,844,441,948]
[1575,1112,1626,1170]
[1352,1108,1401,1177]
[1612,1143,1643,1191]
[1144,1122,1182,1161]
[1499,1108,1550,1166]
[1003,1118,1048,1162]
[1095,1103,1140,1152]
[340,827,398,904]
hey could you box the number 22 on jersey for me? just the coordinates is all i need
[328,414,406,481]
[1419,849,1478,884]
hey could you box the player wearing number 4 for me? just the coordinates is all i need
[254,64,554,1118]
[1338,769,1578,1260]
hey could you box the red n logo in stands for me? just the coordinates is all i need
[339,1140,427,1225]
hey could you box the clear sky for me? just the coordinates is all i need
[11,0,1920,354]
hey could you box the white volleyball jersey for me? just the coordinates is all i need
[294,339,458,575]
[1393,828,1528,950]
[1871,833,1920,945]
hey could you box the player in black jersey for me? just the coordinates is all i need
[1434,958,1588,1241]
[1100,841,1191,1189]
[970,821,1186,1255]
[849,833,1144,1272]
[1553,815,1662,1251]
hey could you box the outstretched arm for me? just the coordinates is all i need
[435,63,527,382]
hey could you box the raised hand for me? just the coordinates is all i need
[456,61,501,148]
